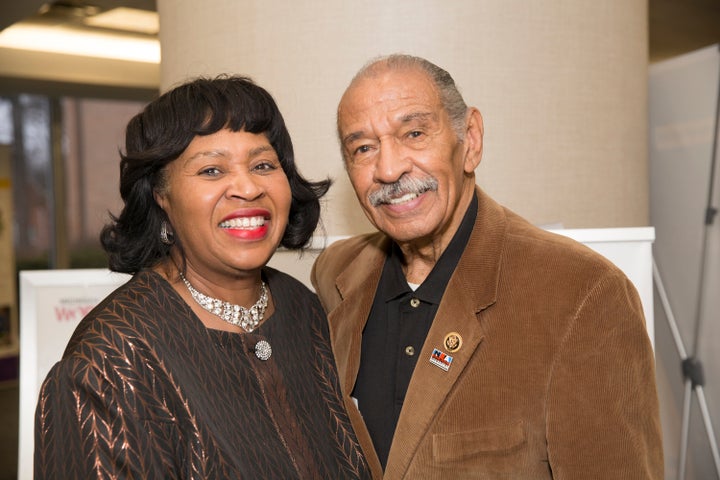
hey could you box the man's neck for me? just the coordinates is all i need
[396,187,476,285]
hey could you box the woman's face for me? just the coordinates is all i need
[155,128,291,280]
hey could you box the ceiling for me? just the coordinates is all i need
[0,1,157,34]
[0,0,159,98]
[0,0,718,77]
[649,0,720,62]
[0,0,157,34]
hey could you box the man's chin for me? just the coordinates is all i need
[375,220,434,244]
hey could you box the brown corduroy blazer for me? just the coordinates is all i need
[311,187,663,480]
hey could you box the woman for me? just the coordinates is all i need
[34,76,373,479]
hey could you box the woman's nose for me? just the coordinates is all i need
[226,172,264,200]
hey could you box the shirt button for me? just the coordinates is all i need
[404,346,415,356]
[410,298,420,308]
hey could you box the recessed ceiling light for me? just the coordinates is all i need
[83,7,159,35]
[0,23,160,63]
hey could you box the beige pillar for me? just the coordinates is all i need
[158,0,648,233]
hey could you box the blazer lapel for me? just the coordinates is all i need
[384,187,507,478]
[328,235,390,397]
[324,236,390,478]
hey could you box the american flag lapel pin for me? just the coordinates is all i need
[429,348,453,372]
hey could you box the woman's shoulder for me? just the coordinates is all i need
[81,270,172,319]
[63,270,179,353]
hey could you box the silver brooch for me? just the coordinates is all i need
[254,340,272,361]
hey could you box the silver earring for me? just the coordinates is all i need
[160,221,175,245]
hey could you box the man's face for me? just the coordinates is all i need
[338,67,480,246]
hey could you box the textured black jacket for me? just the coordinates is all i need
[35,268,371,479]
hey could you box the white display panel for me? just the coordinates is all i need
[18,269,130,480]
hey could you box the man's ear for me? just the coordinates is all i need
[463,108,484,174]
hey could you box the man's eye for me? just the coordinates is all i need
[354,145,371,155]
[407,130,424,139]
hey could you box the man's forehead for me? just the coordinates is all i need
[338,68,442,130]
[342,67,437,106]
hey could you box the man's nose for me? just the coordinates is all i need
[374,139,412,183]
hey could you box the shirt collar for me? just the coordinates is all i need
[381,192,479,304]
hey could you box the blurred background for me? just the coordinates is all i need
[0,1,718,479]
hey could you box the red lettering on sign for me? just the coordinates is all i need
[53,305,94,322]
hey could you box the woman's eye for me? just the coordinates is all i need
[253,161,278,172]
[199,167,221,176]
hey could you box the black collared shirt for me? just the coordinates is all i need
[352,193,478,468]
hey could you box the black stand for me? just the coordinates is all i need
[654,260,720,479]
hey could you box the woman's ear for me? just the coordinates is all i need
[153,188,168,213]
[153,190,165,210]
[463,108,484,174]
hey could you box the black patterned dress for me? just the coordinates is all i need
[34,268,372,479]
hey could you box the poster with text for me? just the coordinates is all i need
[18,269,130,480]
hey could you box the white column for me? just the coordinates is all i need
[158,0,649,233]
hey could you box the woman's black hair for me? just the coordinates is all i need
[100,75,331,274]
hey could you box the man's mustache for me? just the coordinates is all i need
[368,175,439,207]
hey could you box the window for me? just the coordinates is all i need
[1,93,147,270]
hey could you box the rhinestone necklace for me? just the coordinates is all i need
[179,272,268,332]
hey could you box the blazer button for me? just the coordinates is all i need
[410,297,420,308]
[404,346,415,356]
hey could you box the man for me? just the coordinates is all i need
[311,54,663,479]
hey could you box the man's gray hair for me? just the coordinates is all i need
[347,54,468,140]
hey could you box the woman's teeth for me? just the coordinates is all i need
[220,216,266,229]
